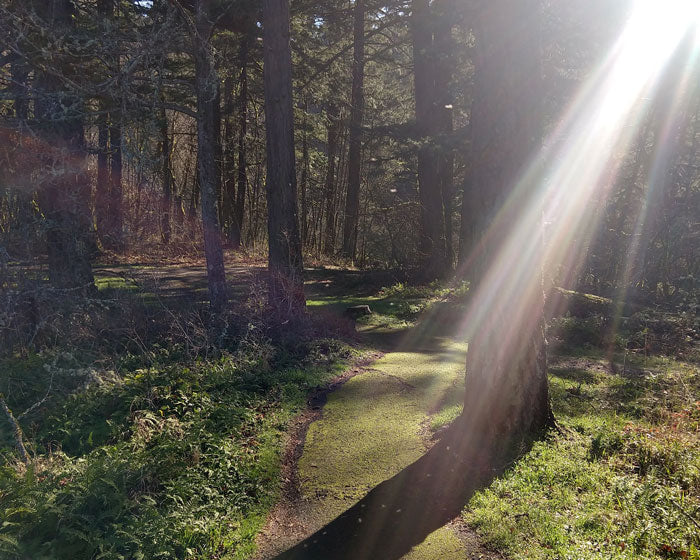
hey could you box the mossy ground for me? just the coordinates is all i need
[284,289,472,559]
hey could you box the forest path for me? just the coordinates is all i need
[94,262,497,558]
[256,276,502,560]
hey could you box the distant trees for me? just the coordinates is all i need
[0,0,696,311]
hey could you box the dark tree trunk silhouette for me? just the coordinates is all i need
[323,104,340,256]
[341,0,365,262]
[96,110,110,244]
[33,0,95,292]
[160,104,173,244]
[194,0,227,313]
[300,98,310,247]
[412,0,447,279]
[435,5,455,270]
[460,0,554,441]
[263,0,305,316]
[107,118,124,251]
[231,35,249,250]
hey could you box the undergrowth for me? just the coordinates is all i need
[464,352,700,560]
[0,271,356,560]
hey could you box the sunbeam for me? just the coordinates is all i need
[454,0,700,353]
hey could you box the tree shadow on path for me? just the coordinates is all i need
[271,417,514,560]
[271,297,520,560]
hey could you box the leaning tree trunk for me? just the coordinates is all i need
[412,0,447,280]
[341,0,365,262]
[33,0,95,293]
[194,0,227,313]
[262,0,305,316]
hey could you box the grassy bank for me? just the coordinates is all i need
[464,350,700,560]
[0,265,356,560]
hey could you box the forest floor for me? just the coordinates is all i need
[88,260,699,560]
[254,292,502,559]
[92,261,502,558]
[2,258,696,560]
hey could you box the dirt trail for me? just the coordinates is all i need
[256,310,502,559]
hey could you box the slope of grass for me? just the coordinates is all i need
[0,335,354,560]
[464,352,700,560]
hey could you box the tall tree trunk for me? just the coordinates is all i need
[107,118,124,251]
[300,98,310,247]
[231,35,249,250]
[341,0,365,262]
[160,104,172,244]
[434,4,455,271]
[412,0,447,279]
[262,0,305,316]
[194,0,227,313]
[33,0,95,292]
[96,110,110,244]
[222,75,234,238]
[460,0,553,447]
[323,104,340,256]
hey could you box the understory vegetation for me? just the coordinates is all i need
[1,267,697,559]
[464,326,700,559]
[0,275,356,559]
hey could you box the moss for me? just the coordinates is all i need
[403,526,466,559]
[297,328,469,557]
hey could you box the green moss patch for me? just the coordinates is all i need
[296,327,469,557]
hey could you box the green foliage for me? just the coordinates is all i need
[0,337,352,559]
[465,353,700,560]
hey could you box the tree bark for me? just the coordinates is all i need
[459,0,553,445]
[300,98,310,247]
[160,104,173,244]
[434,4,455,271]
[96,111,110,245]
[231,35,249,250]
[412,0,447,279]
[194,0,227,313]
[341,0,365,262]
[33,0,95,292]
[323,103,340,256]
[107,118,124,251]
[262,0,305,316]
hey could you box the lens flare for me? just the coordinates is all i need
[451,1,699,355]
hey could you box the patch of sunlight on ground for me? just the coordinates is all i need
[297,328,469,558]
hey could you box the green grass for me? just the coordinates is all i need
[94,275,140,293]
[0,338,354,560]
[464,351,700,560]
[306,279,469,330]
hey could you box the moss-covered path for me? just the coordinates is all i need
[256,294,500,559]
